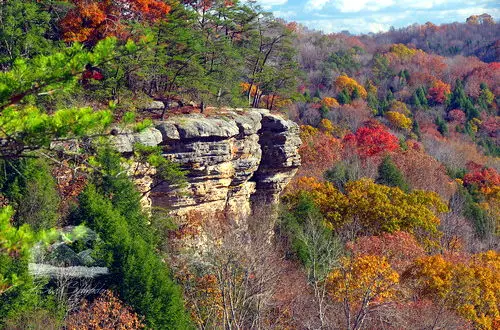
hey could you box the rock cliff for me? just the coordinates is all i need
[113,109,301,237]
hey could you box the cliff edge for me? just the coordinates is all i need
[113,109,301,237]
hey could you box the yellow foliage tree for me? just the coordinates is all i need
[389,100,411,115]
[407,251,500,329]
[334,75,368,99]
[389,44,419,60]
[321,97,340,108]
[285,178,448,246]
[386,111,412,130]
[326,255,400,330]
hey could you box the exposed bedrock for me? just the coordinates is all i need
[113,109,301,238]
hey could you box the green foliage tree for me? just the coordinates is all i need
[435,116,449,136]
[372,54,392,83]
[457,186,495,238]
[477,82,494,111]
[75,148,192,329]
[337,88,351,105]
[0,0,56,69]
[324,157,362,193]
[376,156,409,192]
[0,206,62,327]
[0,158,60,230]
[449,80,478,120]
[412,119,421,139]
[0,38,119,158]
[327,48,361,76]
[416,86,428,108]
[411,90,421,109]
[366,87,379,113]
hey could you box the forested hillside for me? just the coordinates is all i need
[0,1,499,329]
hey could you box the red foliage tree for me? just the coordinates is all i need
[463,162,500,192]
[392,147,457,200]
[346,232,425,274]
[465,62,500,98]
[427,80,451,104]
[343,120,400,158]
[479,115,499,138]
[297,125,341,179]
[60,0,171,44]
[447,109,466,124]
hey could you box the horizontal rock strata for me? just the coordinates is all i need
[113,109,301,239]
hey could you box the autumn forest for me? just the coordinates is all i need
[0,1,499,329]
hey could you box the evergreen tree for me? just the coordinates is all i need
[376,156,409,192]
[412,119,421,139]
[337,88,351,105]
[75,148,192,329]
[0,159,60,230]
[386,89,395,102]
[0,0,56,69]
[352,86,361,100]
[411,90,422,109]
[367,88,379,112]
[417,86,428,108]
[449,79,479,120]
[435,117,449,136]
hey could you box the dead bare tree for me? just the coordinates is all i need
[179,206,283,330]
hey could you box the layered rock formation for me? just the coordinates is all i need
[113,109,301,239]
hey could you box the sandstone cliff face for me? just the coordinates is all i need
[114,109,301,239]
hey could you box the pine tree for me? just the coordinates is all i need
[338,88,351,104]
[376,156,409,192]
[0,159,60,230]
[412,119,421,139]
[417,86,428,108]
[352,86,361,100]
[411,91,422,109]
[75,148,192,329]
[435,117,449,136]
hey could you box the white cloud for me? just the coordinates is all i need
[273,10,297,20]
[303,0,496,13]
[254,0,288,9]
[270,0,499,34]
[305,0,330,10]
[303,18,391,34]
[337,0,395,13]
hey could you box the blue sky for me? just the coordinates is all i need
[254,0,499,34]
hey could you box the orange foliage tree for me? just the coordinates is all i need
[326,255,400,330]
[346,232,425,274]
[321,97,340,108]
[240,82,259,97]
[297,124,341,179]
[60,0,171,43]
[66,290,145,329]
[427,80,451,104]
